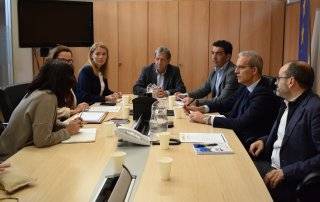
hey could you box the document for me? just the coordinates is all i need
[62,128,96,143]
[193,143,233,155]
[179,133,227,144]
[80,111,106,123]
[88,105,121,113]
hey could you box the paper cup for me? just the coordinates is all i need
[101,122,116,137]
[158,157,173,181]
[122,106,130,119]
[122,95,130,106]
[111,151,126,174]
[159,132,170,150]
[168,95,176,110]
[173,106,183,119]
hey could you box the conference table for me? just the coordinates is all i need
[0,102,272,202]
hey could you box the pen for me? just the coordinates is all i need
[186,98,195,106]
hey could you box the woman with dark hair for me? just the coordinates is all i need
[47,45,89,119]
[0,60,83,161]
[76,42,122,104]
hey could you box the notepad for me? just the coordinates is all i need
[88,105,121,113]
[193,143,233,155]
[62,128,96,143]
[179,133,227,144]
[80,111,107,123]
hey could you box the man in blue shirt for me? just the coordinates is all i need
[176,40,238,107]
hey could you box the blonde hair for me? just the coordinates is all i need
[88,42,109,75]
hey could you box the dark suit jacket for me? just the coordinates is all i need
[208,77,280,146]
[76,65,113,104]
[261,91,320,183]
[189,61,238,106]
[133,63,186,95]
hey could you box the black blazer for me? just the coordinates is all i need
[133,63,186,95]
[208,77,281,146]
[76,65,113,104]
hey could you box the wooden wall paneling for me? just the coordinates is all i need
[70,47,89,77]
[269,1,285,76]
[209,1,240,68]
[118,1,148,93]
[178,0,209,92]
[93,0,119,91]
[283,3,300,63]
[148,1,179,65]
[240,1,271,75]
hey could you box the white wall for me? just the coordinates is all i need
[11,0,33,83]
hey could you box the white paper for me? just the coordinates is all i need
[179,133,228,144]
[62,128,96,143]
[88,106,121,112]
[80,112,106,123]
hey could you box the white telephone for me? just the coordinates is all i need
[115,126,150,146]
[115,115,151,146]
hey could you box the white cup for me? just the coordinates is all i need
[122,106,130,119]
[122,95,130,106]
[111,151,126,174]
[168,95,176,110]
[173,106,183,119]
[159,132,170,150]
[158,157,173,181]
[100,121,116,137]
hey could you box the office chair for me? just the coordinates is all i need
[296,171,320,202]
[4,82,29,111]
[262,75,277,92]
[0,89,13,123]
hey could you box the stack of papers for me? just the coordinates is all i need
[80,111,106,123]
[88,105,121,113]
[62,128,96,143]
[179,133,233,155]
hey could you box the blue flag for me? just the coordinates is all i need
[298,0,310,62]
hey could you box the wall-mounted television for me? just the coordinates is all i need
[18,0,93,47]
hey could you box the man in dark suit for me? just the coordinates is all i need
[249,61,320,201]
[133,46,186,97]
[188,51,280,147]
[176,40,238,107]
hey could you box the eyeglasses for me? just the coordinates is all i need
[235,65,253,69]
[276,76,290,81]
[58,58,73,64]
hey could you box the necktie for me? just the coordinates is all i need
[237,88,250,116]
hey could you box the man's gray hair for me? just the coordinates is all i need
[155,46,171,60]
[238,51,263,75]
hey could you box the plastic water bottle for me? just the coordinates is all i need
[149,100,168,141]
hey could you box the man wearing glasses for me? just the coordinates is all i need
[188,51,280,148]
[176,40,238,107]
[249,61,320,201]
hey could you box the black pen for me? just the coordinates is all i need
[186,98,195,106]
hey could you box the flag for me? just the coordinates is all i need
[311,9,320,94]
[298,0,310,62]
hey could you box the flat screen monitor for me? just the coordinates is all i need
[18,0,93,47]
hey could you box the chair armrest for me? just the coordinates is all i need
[296,171,320,201]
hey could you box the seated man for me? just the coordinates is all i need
[176,40,238,107]
[188,51,280,147]
[249,61,320,201]
[133,46,186,97]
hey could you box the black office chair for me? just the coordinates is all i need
[0,89,13,123]
[296,171,320,202]
[262,75,277,92]
[0,83,30,122]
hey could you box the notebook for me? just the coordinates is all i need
[80,111,107,123]
[88,105,121,113]
[62,128,96,143]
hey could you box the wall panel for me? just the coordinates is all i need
[118,1,148,93]
[148,1,178,65]
[179,0,209,92]
[240,1,271,74]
